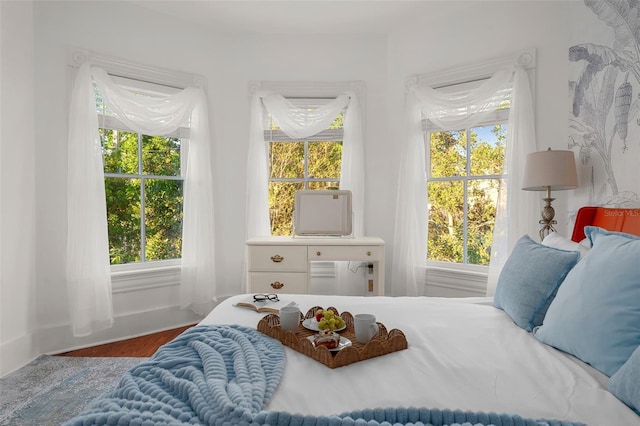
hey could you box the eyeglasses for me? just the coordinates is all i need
[253,293,279,302]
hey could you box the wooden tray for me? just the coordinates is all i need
[256,306,408,369]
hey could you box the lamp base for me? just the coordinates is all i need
[538,196,557,241]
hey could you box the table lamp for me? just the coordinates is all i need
[522,148,578,241]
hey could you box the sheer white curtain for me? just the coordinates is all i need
[67,63,216,336]
[391,64,538,297]
[340,94,365,237]
[486,66,540,296]
[66,63,113,336]
[246,91,364,239]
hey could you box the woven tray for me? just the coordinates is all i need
[256,306,408,369]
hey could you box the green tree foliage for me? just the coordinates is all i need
[428,125,506,265]
[101,129,183,264]
[268,111,343,236]
[268,140,342,235]
[267,112,506,266]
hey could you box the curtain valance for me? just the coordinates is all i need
[413,67,513,131]
[262,93,350,139]
[91,68,200,136]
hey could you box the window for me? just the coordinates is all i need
[96,80,188,266]
[265,99,344,236]
[425,93,510,266]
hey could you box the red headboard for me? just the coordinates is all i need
[571,207,640,242]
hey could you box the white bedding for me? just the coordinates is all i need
[201,294,640,425]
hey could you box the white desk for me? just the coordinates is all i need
[246,236,385,296]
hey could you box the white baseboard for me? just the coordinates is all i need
[1,305,205,377]
[0,332,38,378]
[37,305,206,356]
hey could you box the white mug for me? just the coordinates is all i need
[279,306,301,332]
[354,313,379,343]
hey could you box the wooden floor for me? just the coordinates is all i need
[57,324,196,357]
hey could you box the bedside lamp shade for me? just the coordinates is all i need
[522,148,578,240]
[522,149,578,191]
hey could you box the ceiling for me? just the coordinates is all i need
[130,0,472,35]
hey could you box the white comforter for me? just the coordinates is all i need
[201,294,639,425]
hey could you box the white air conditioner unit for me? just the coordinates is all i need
[293,190,352,236]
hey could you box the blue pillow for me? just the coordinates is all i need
[610,345,640,414]
[494,234,580,331]
[535,226,640,377]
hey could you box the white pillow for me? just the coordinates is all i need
[579,237,591,248]
[542,232,590,258]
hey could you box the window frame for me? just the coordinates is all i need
[264,99,345,236]
[424,109,510,267]
[100,128,185,263]
[410,49,536,295]
[70,49,206,292]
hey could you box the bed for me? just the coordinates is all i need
[65,207,640,426]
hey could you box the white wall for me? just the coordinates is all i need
[387,1,576,296]
[1,0,38,375]
[1,0,586,375]
[212,32,391,295]
[30,1,218,362]
[20,0,390,370]
[387,1,575,236]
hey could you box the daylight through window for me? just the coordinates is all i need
[425,98,510,266]
[265,100,344,236]
[96,82,188,265]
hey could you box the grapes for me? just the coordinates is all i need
[315,309,345,330]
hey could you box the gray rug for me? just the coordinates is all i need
[0,354,146,425]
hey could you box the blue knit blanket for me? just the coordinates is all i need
[64,325,583,426]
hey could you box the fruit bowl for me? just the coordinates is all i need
[302,317,347,332]
[310,308,346,331]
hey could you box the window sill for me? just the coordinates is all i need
[425,262,488,296]
[111,261,181,293]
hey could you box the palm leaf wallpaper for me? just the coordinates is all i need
[569,0,639,213]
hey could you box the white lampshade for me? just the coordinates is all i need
[522,149,578,191]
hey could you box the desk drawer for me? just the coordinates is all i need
[248,245,307,272]
[247,272,307,294]
[308,245,382,261]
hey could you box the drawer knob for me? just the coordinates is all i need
[270,255,284,263]
[367,251,372,256]
[270,281,284,289]
[316,251,321,256]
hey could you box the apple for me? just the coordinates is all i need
[315,310,323,322]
